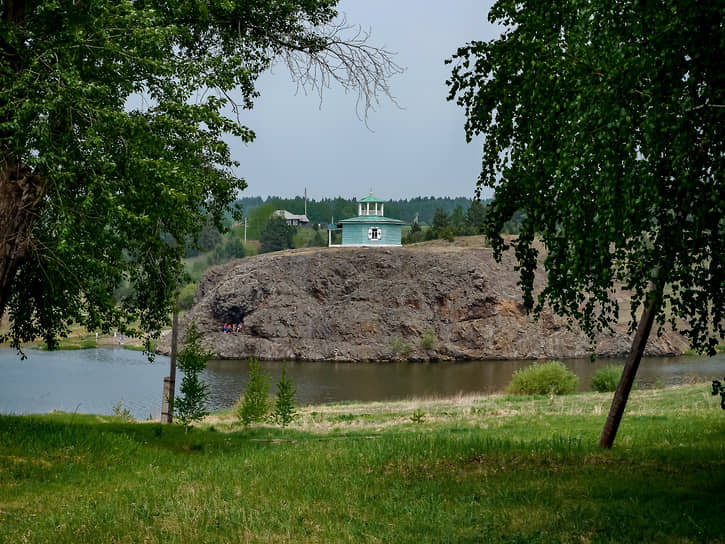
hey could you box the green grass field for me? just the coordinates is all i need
[1,385,723,543]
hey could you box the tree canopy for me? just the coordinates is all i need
[448,0,723,352]
[0,0,399,351]
[448,0,724,445]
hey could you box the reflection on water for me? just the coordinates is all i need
[0,347,173,421]
[203,354,725,409]
[1,347,723,420]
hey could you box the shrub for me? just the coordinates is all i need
[112,400,134,421]
[591,365,625,393]
[237,357,271,426]
[420,329,437,350]
[505,361,579,395]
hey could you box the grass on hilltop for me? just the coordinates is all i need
[1,384,724,543]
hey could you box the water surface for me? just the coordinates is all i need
[1,347,722,420]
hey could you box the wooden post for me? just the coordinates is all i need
[599,298,657,448]
[161,377,173,423]
[161,310,179,424]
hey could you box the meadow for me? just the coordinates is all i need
[1,384,723,543]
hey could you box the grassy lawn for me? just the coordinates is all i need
[1,385,723,543]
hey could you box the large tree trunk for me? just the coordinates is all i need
[599,297,657,448]
[0,154,44,318]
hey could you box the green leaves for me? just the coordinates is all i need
[0,0,354,349]
[448,0,725,353]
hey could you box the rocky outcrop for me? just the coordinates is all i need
[162,238,688,361]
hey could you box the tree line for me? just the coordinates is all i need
[233,196,480,226]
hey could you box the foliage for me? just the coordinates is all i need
[402,222,424,244]
[591,365,626,393]
[272,362,297,427]
[447,0,725,355]
[410,408,425,423]
[244,203,277,241]
[174,323,213,432]
[235,195,481,226]
[390,337,404,356]
[431,208,450,236]
[390,337,413,358]
[185,236,253,282]
[0,0,400,353]
[506,361,579,396]
[420,329,437,350]
[237,357,271,427]
[293,225,327,248]
[260,216,296,253]
[111,401,134,422]
[176,283,197,311]
[712,379,725,410]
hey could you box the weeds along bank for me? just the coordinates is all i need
[1,384,723,543]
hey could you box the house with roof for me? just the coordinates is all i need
[328,193,405,247]
[273,209,309,226]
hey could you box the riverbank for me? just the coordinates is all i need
[1,384,723,543]
[0,315,154,351]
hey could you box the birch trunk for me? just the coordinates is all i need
[598,297,657,448]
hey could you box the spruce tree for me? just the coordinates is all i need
[273,362,297,427]
[237,357,270,427]
[175,323,212,432]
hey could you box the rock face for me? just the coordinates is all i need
[164,238,687,361]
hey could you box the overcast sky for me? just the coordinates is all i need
[233,0,501,202]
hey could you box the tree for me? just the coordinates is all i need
[260,215,296,253]
[237,357,271,427]
[0,0,401,352]
[448,0,724,447]
[431,208,450,238]
[465,200,487,235]
[450,205,467,235]
[272,362,297,427]
[175,323,213,432]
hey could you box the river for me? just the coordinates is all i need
[0,347,722,421]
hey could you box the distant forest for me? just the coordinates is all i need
[233,196,482,226]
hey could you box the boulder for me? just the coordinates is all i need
[159,237,687,361]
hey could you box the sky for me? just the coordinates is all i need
[233,0,501,202]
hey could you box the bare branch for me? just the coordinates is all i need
[276,14,404,124]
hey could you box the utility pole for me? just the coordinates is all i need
[244,217,247,243]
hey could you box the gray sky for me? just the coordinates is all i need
[234,0,501,202]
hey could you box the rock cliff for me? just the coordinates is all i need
[163,237,687,361]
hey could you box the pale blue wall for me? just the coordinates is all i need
[341,222,402,246]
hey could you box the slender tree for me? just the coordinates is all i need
[0,0,401,352]
[448,0,724,447]
[175,322,213,432]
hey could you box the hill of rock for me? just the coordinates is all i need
[161,237,687,361]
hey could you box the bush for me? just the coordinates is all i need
[237,357,271,426]
[420,329,437,350]
[591,365,625,393]
[505,361,579,395]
